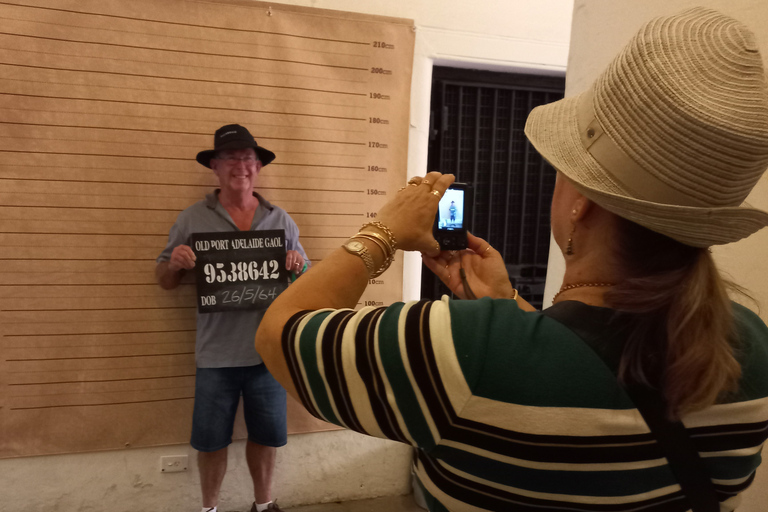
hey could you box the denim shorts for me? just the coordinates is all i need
[191,365,287,452]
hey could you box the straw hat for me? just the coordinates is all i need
[525,7,768,247]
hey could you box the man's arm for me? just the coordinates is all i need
[283,212,310,275]
[155,261,184,290]
[155,245,196,290]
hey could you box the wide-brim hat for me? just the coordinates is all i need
[196,124,276,168]
[525,7,768,247]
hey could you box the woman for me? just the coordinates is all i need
[255,8,768,512]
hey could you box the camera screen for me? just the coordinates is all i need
[437,188,465,231]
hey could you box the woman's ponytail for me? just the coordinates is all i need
[605,218,741,419]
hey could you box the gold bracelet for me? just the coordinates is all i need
[511,288,519,301]
[355,231,394,260]
[354,233,389,258]
[360,221,397,251]
[353,233,394,278]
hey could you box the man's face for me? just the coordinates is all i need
[210,148,262,194]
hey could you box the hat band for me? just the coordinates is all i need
[576,87,707,208]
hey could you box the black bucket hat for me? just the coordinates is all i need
[196,124,276,168]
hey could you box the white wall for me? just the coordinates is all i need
[542,1,768,510]
[0,1,573,510]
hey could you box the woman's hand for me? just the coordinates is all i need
[423,232,516,300]
[375,171,455,256]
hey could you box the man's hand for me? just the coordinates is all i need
[285,250,306,275]
[156,245,196,290]
[169,245,196,272]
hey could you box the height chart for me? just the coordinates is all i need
[0,0,414,457]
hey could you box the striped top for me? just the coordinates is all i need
[281,297,768,511]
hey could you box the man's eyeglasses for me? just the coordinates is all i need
[214,155,259,166]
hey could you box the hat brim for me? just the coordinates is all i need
[524,91,768,247]
[196,140,276,169]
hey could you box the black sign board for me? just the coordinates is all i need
[191,230,289,313]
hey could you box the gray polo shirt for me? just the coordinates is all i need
[157,190,309,368]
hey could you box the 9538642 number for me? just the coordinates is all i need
[203,260,280,284]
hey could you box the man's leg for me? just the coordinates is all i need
[199,447,228,507]
[191,367,243,510]
[246,441,277,503]
[242,364,287,508]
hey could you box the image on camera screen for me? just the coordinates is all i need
[437,188,464,231]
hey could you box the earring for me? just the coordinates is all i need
[566,224,575,256]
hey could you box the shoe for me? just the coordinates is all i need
[250,502,283,512]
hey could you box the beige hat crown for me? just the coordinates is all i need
[525,7,768,246]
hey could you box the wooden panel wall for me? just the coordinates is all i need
[0,0,413,458]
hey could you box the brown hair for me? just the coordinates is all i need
[604,217,742,419]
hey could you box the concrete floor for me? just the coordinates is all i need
[285,495,424,512]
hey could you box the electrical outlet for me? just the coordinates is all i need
[160,455,188,473]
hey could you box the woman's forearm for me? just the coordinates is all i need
[256,172,454,398]
[255,242,387,397]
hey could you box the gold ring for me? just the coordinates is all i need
[430,190,440,197]
[483,245,492,254]
[422,179,430,185]
[398,186,406,191]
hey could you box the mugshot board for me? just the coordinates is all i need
[0,0,414,458]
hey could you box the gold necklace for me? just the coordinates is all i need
[552,282,615,304]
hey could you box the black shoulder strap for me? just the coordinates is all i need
[541,303,720,512]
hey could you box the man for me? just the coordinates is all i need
[156,124,308,512]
